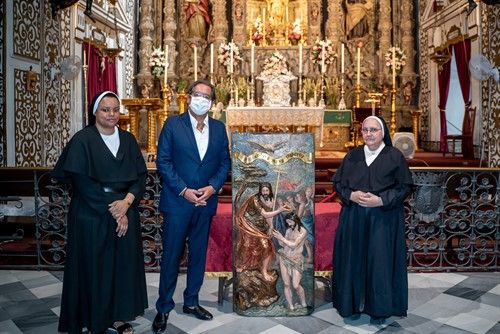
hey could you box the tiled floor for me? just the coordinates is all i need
[0,270,498,334]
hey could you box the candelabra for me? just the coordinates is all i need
[318,73,326,107]
[248,74,255,107]
[298,73,304,106]
[338,72,346,110]
[355,84,361,108]
[390,87,397,137]
[229,72,235,107]
[159,84,170,127]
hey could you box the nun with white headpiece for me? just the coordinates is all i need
[53,91,147,334]
[332,116,413,325]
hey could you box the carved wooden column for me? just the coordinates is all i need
[308,0,322,43]
[326,0,343,76]
[400,0,417,86]
[163,0,178,81]
[232,0,246,47]
[136,0,155,98]
[212,0,229,75]
[379,0,392,84]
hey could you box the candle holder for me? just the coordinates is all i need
[298,73,304,107]
[410,108,422,151]
[229,73,235,107]
[318,73,326,107]
[390,87,397,137]
[159,84,170,127]
[248,74,255,107]
[355,84,361,108]
[338,72,346,110]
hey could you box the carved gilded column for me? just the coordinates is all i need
[163,0,178,80]
[379,0,392,85]
[136,0,155,98]
[232,0,246,47]
[212,0,229,75]
[400,0,417,86]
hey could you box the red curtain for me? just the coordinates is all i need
[83,42,117,119]
[453,38,473,157]
[437,46,452,153]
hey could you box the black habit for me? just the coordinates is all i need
[332,145,413,318]
[53,125,148,333]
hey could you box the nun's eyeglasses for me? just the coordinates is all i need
[361,127,381,134]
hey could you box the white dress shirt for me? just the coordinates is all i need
[189,113,209,160]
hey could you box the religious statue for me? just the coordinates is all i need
[403,81,414,105]
[266,0,289,25]
[344,0,373,39]
[184,0,211,40]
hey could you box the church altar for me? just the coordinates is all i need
[225,106,325,147]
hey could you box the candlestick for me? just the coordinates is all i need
[164,45,169,87]
[392,48,396,88]
[356,47,361,86]
[230,41,234,74]
[210,43,214,74]
[251,43,255,74]
[340,43,344,74]
[299,43,303,73]
[321,42,326,74]
[194,45,198,81]
[262,9,266,45]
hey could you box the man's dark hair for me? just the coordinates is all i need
[259,182,274,200]
[284,212,303,231]
[187,79,216,101]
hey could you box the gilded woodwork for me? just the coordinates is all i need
[15,69,42,166]
[13,0,41,60]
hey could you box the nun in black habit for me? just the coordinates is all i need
[53,91,148,334]
[332,116,413,325]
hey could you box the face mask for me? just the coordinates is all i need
[189,96,212,116]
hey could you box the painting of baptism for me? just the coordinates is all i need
[232,133,315,316]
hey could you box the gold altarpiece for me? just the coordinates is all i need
[127,0,419,154]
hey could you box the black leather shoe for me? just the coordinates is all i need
[182,305,213,320]
[152,312,169,333]
[370,316,386,325]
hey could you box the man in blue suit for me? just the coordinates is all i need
[152,80,230,333]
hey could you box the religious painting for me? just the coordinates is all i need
[232,133,315,316]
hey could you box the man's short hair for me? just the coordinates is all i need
[187,79,216,101]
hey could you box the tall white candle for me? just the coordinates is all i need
[321,42,326,73]
[230,41,234,73]
[298,43,303,73]
[164,45,169,87]
[250,43,255,74]
[392,48,396,87]
[194,45,198,81]
[341,43,344,74]
[356,47,361,85]
[210,43,214,74]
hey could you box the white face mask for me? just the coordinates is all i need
[189,96,212,116]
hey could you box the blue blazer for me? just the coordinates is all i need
[156,112,230,215]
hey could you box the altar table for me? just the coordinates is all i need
[225,106,325,147]
[205,202,341,275]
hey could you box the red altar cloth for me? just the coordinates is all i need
[206,202,341,275]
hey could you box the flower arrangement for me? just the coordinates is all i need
[259,51,292,78]
[385,46,406,72]
[149,47,166,77]
[310,39,337,67]
[251,17,264,44]
[218,41,243,72]
[288,19,302,43]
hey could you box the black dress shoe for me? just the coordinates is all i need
[152,312,169,333]
[182,305,213,320]
[370,316,386,325]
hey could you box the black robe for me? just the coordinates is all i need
[332,146,413,318]
[53,126,148,333]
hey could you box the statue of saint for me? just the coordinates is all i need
[184,0,211,39]
[344,0,373,39]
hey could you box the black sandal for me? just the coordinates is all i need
[111,322,134,334]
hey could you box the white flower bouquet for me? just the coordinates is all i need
[310,39,337,66]
[149,47,166,77]
[218,41,243,72]
[260,51,292,78]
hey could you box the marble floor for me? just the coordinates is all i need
[0,270,498,334]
